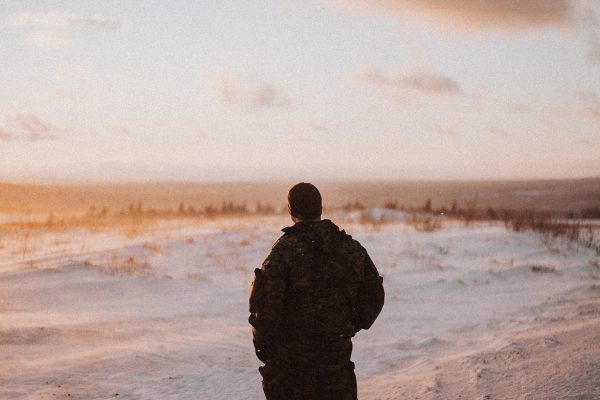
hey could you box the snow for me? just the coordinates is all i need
[1,213,598,399]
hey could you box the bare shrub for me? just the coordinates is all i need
[186,272,208,281]
[123,217,143,239]
[105,254,152,276]
[22,259,36,269]
[20,226,31,260]
[433,245,449,255]
[450,200,457,215]
[343,201,365,212]
[462,198,478,227]
[384,200,398,210]
[581,207,600,219]
[505,211,600,255]
[142,241,162,255]
[531,265,556,273]
[255,202,275,214]
[357,211,382,228]
[406,214,443,232]
[423,199,432,213]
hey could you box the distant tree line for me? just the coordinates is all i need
[382,197,600,221]
[78,200,283,219]
[380,198,600,254]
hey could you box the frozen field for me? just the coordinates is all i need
[1,211,599,399]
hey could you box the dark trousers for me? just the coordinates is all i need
[260,361,357,400]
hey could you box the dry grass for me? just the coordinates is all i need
[1,214,148,232]
[20,228,31,260]
[104,253,152,276]
[0,209,278,239]
[530,264,556,273]
[142,241,163,255]
[185,271,208,281]
[239,238,252,247]
[405,214,444,232]
[504,212,600,255]
[20,259,36,270]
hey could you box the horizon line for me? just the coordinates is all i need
[2,175,600,187]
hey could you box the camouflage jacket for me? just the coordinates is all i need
[248,219,384,366]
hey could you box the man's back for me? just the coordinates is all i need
[249,218,384,400]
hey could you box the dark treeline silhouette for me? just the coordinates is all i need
[107,200,281,218]
[383,198,600,255]
[384,197,600,221]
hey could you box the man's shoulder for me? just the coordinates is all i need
[269,229,304,257]
[273,231,307,253]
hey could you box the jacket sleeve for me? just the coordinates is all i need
[353,246,384,332]
[248,242,287,363]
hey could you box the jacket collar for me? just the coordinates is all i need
[282,219,334,234]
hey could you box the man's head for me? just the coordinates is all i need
[288,182,322,221]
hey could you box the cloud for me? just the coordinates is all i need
[0,128,17,141]
[420,122,458,137]
[342,0,580,32]
[0,114,58,141]
[401,69,461,93]
[358,67,461,95]
[8,10,122,31]
[543,102,600,120]
[7,10,122,49]
[217,76,290,109]
[12,114,58,140]
[27,30,75,49]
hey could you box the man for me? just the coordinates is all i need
[249,182,385,400]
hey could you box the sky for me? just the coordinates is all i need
[0,0,599,182]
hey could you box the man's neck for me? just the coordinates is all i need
[292,216,321,224]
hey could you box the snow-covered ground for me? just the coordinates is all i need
[1,213,599,399]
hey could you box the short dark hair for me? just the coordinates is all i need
[288,182,322,220]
